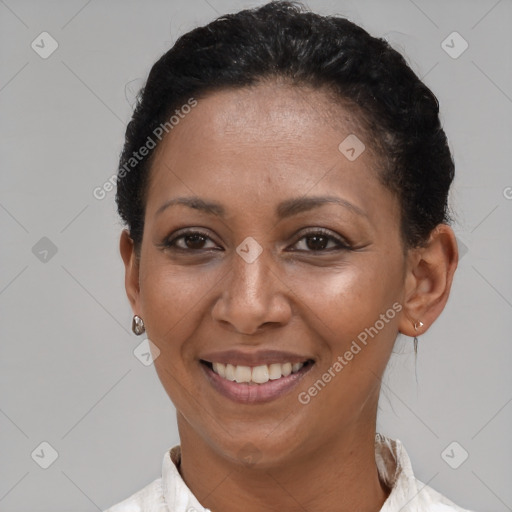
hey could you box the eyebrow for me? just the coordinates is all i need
[155,195,368,220]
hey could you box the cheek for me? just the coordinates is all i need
[139,263,221,412]
[285,258,401,347]
[290,265,400,418]
[138,260,226,355]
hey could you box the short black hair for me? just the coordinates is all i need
[116,0,454,254]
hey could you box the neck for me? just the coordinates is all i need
[176,417,390,512]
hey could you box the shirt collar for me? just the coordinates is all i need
[161,433,430,512]
[162,445,211,512]
[374,433,430,511]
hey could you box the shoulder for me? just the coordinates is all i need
[102,477,165,512]
[375,434,475,512]
[411,479,476,512]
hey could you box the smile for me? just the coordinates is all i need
[200,359,315,404]
[209,360,309,384]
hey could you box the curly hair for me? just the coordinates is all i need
[116,0,454,254]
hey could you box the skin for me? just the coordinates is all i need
[120,81,458,512]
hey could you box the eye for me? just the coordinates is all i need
[163,229,220,251]
[290,228,352,252]
[161,228,352,253]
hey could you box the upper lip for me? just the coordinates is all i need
[200,349,314,367]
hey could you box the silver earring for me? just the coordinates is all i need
[132,315,145,335]
[413,320,424,331]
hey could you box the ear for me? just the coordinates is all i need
[119,229,141,314]
[398,224,459,337]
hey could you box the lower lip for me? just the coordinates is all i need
[200,361,314,404]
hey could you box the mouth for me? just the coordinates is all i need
[199,358,315,404]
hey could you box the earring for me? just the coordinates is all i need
[132,315,145,335]
[413,320,424,331]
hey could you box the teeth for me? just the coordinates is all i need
[210,361,306,384]
[281,362,292,377]
[292,362,303,373]
[225,363,236,381]
[234,365,252,383]
[212,362,225,378]
[268,363,282,380]
[251,365,270,384]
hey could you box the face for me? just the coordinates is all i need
[124,82,410,467]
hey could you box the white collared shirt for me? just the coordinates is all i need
[103,433,474,512]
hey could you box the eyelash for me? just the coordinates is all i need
[162,228,352,253]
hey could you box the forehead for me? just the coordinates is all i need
[145,82,395,223]
[162,82,371,154]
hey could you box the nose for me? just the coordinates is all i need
[211,248,292,335]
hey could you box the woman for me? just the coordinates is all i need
[105,1,472,510]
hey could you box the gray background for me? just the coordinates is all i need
[1,0,511,510]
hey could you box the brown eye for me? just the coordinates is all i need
[304,234,330,251]
[182,233,208,250]
[291,229,351,252]
[163,230,219,251]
